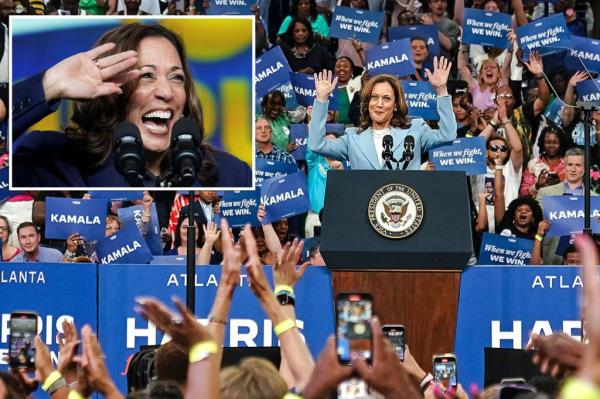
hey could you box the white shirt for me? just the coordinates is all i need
[372,128,389,168]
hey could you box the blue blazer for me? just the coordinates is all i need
[308,96,457,170]
[12,73,252,188]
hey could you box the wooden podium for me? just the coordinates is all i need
[321,171,472,370]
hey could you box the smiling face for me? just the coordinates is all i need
[17,226,40,255]
[514,204,534,228]
[479,60,500,86]
[368,82,397,129]
[126,36,187,156]
[256,118,273,144]
[335,58,353,84]
[0,218,9,244]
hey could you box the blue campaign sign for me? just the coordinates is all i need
[477,233,534,265]
[260,172,311,224]
[290,72,338,110]
[118,204,163,256]
[566,36,600,75]
[98,264,334,393]
[429,137,486,175]
[576,79,600,107]
[255,46,294,99]
[543,195,600,236]
[88,190,144,201]
[325,123,345,135]
[400,80,439,120]
[95,224,153,265]
[256,80,299,111]
[388,25,440,56]
[0,167,9,202]
[206,0,252,14]
[150,255,186,264]
[455,266,581,387]
[365,39,415,77]
[290,124,308,161]
[256,158,299,185]
[462,8,512,49]
[329,6,384,44]
[45,197,107,241]
[517,13,571,56]
[218,190,260,227]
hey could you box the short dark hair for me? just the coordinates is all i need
[16,222,39,237]
[155,342,188,386]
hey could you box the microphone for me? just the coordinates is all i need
[170,118,203,187]
[113,122,145,187]
[382,134,395,170]
[399,135,415,170]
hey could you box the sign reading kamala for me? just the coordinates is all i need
[429,137,486,175]
[455,266,582,387]
[400,81,439,120]
[256,158,299,185]
[576,78,600,107]
[478,233,534,265]
[217,190,260,227]
[95,224,153,265]
[260,172,311,224]
[206,0,252,15]
[566,36,600,75]
[290,124,308,161]
[366,39,415,77]
[388,25,440,56]
[329,6,384,44]
[462,8,512,49]
[543,196,600,236]
[290,72,338,109]
[118,204,162,256]
[255,46,293,98]
[45,197,107,241]
[517,13,571,56]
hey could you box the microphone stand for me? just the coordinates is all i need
[579,101,598,237]
[186,191,196,313]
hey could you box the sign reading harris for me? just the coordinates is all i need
[255,46,293,99]
[429,137,486,176]
[517,13,571,56]
[329,6,384,44]
[566,36,600,75]
[366,39,415,77]
[388,25,440,56]
[217,190,260,227]
[256,158,299,185]
[206,0,252,14]
[400,81,439,120]
[576,79,600,107]
[45,197,107,241]
[290,72,338,110]
[462,8,512,49]
[260,172,311,224]
[290,124,308,161]
[95,224,153,265]
[118,204,163,256]
[478,233,534,265]
[542,195,600,236]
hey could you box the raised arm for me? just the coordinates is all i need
[454,0,464,25]
[257,204,284,262]
[499,31,516,87]
[422,56,457,150]
[458,45,475,85]
[562,71,589,127]
[197,221,220,265]
[511,0,529,27]
[523,52,550,116]
[493,157,506,226]
[498,99,523,171]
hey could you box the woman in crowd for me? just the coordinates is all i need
[13,23,251,188]
[105,214,121,237]
[495,196,544,239]
[280,17,335,74]
[167,205,203,257]
[0,216,20,261]
[334,56,362,125]
[260,91,294,153]
[277,0,330,44]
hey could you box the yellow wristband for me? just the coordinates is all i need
[189,340,218,363]
[68,390,89,399]
[274,285,294,295]
[274,319,296,337]
[561,377,600,399]
[283,393,304,399]
[535,234,544,242]
[42,370,62,392]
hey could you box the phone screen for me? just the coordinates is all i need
[382,325,404,361]
[9,313,37,369]
[336,293,373,364]
[433,356,457,389]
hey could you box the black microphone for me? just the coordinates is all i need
[382,134,395,170]
[399,135,415,170]
[170,118,203,187]
[113,122,145,187]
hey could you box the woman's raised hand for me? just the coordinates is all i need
[313,70,338,102]
[42,42,141,103]
[425,56,451,94]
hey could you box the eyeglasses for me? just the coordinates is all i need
[0,226,8,232]
[489,144,508,152]
[496,93,514,99]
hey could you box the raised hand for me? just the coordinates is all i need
[523,51,544,77]
[425,56,451,94]
[274,239,309,288]
[203,221,221,245]
[313,70,338,102]
[242,224,272,299]
[42,42,141,103]
[568,71,590,88]
[57,319,79,384]
[220,218,241,288]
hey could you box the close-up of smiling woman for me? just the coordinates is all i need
[11,19,253,188]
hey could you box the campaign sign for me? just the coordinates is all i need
[543,196,600,236]
[325,123,345,135]
[45,197,107,241]
[365,39,415,77]
[256,80,299,110]
[462,8,512,49]
[260,172,311,224]
[95,224,153,264]
[455,266,581,386]
[256,158,299,185]
[329,6,384,44]
[565,36,600,75]
[88,190,144,201]
[429,137,486,175]
[290,72,338,110]
[388,24,440,56]
[478,233,534,265]
[206,0,252,14]
[0,167,9,202]
[255,46,293,99]
[218,190,260,227]
[150,255,186,264]
[0,263,97,399]
[517,13,571,56]
[576,78,600,107]
[401,80,439,120]
[290,124,308,161]
[118,204,162,256]
[98,264,334,393]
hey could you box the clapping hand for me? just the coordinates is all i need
[313,70,338,102]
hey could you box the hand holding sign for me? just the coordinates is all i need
[424,56,451,96]
[314,70,338,102]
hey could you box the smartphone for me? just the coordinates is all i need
[382,324,405,361]
[9,312,38,370]
[337,378,369,399]
[433,353,457,390]
[335,293,373,364]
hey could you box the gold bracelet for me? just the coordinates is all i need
[209,316,227,325]
[274,319,296,337]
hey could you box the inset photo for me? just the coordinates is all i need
[11,16,254,190]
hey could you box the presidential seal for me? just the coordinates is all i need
[367,184,424,239]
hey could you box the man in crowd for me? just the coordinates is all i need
[10,222,65,263]
[255,116,297,165]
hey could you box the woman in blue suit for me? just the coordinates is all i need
[308,56,456,170]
